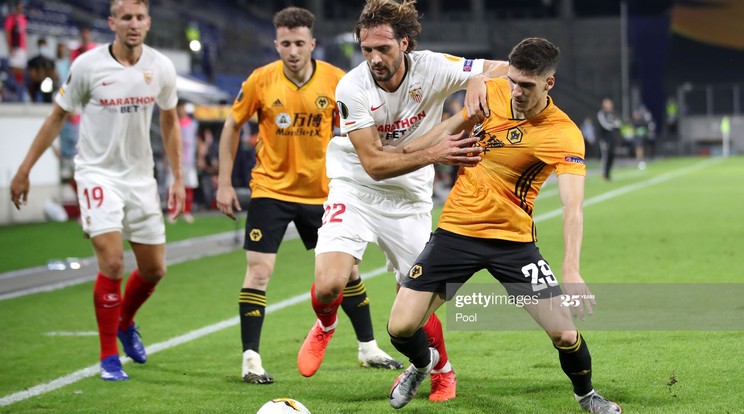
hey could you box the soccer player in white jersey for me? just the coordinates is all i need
[297,0,506,402]
[10,0,184,382]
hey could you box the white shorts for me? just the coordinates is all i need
[315,182,432,283]
[9,48,27,69]
[76,173,165,244]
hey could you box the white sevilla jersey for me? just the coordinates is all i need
[329,50,484,204]
[56,44,178,181]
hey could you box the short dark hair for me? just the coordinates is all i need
[273,7,315,31]
[355,0,421,52]
[508,37,560,76]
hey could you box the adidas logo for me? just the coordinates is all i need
[244,310,262,317]
[357,298,370,307]
[272,99,283,107]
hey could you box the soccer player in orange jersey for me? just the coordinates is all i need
[385,38,622,413]
[215,7,402,385]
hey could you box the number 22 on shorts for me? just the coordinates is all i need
[322,203,346,225]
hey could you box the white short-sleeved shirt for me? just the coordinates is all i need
[328,51,484,208]
[56,44,178,182]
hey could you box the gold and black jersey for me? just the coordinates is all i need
[231,59,345,204]
[439,77,586,242]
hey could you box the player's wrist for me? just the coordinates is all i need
[16,166,31,178]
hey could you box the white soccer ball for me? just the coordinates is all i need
[256,398,311,414]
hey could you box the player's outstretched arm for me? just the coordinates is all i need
[557,173,595,320]
[215,114,242,220]
[161,107,186,219]
[10,103,68,210]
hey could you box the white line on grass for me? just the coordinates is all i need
[532,158,719,222]
[0,158,719,407]
[0,267,389,407]
[44,331,98,336]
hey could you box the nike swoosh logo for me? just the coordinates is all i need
[102,81,115,86]
[370,103,384,111]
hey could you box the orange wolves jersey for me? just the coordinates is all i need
[231,60,345,203]
[438,77,586,242]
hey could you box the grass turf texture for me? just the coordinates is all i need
[0,214,241,273]
[0,157,742,413]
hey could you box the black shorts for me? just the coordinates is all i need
[243,198,323,253]
[402,228,563,300]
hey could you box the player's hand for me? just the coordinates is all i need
[9,171,30,210]
[216,185,240,220]
[464,75,490,119]
[429,131,483,167]
[168,179,186,220]
[561,277,596,321]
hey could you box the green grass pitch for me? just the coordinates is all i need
[0,157,742,413]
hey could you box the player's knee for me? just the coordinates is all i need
[387,317,418,338]
[246,266,272,287]
[314,279,343,303]
[550,330,578,347]
[100,257,125,278]
[140,265,166,283]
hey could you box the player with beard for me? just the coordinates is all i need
[297,0,507,402]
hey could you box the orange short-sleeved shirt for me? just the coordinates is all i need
[439,77,586,242]
[231,60,345,204]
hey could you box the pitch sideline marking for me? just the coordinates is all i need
[0,267,388,407]
[0,158,719,407]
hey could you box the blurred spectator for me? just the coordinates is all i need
[55,42,71,85]
[619,117,635,157]
[665,96,679,141]
[70,26,96,61]
[168,100,199,223]
[230,121,256,189]
[26,38,57,103]
[580,116,598,158]
[4,0,27,100]
[597,98,621,180]
[631,106,655,168]
[439,92,465,196]
[197,127,219,209]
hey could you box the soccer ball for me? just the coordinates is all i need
[256,398,311,414]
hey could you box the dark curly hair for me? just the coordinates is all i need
[274,7,315,31]
[354,0,421,52]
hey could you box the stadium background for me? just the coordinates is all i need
[1,0,742,223]
[3,0,743,136]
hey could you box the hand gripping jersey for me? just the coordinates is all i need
[56,44,178,181]
[329,51,484,206]
[439,78,586,242]
[231,60,345,204]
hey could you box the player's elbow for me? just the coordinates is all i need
[359,157,391,181]
[365,167,389,181]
